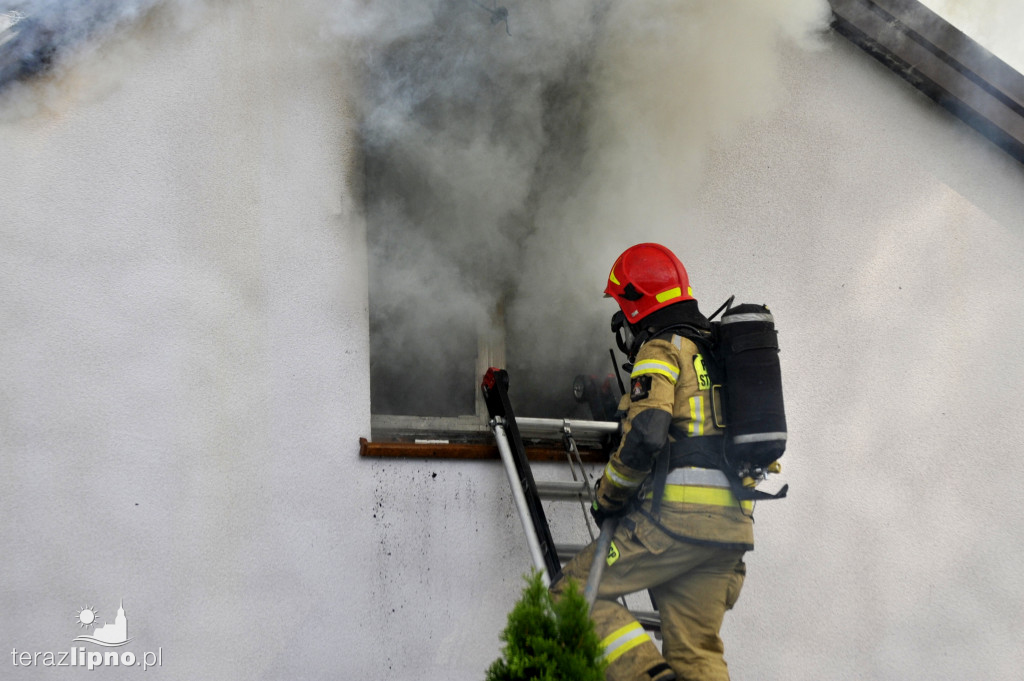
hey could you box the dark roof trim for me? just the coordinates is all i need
[830,0,1024,164]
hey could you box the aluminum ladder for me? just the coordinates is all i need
[481,367,660,632]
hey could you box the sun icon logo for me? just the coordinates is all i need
[76,606,99,628]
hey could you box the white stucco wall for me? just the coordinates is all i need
[2,3,1022,681]
[1,3,374,678]
[692,37,1024,680]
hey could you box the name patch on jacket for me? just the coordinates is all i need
[630,375,652,401]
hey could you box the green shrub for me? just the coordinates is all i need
[485,572,607,681]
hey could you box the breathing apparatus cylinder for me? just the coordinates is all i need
[717,304,787,470]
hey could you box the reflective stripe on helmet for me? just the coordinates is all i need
[631,359,679,383]
[653,285,695,303]
[601,622,651,663]
[655,286,681,303]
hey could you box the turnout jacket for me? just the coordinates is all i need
[596,332,754,550]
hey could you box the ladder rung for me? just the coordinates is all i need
[516,416,619,439]
[555,543,588,561]
[632,611,662,633]
[536,480,590,499]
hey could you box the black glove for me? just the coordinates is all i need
[590,500,625,526]
[590,479,628,526]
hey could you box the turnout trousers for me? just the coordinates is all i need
[551,509,747,681]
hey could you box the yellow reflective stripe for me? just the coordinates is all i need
[688,396,705,436]
[650,484,754,512]
[609,268,620,285]
[655,286,682,303]
[604,462,646,489]
[631,359,679,383]
[601,622,651,663]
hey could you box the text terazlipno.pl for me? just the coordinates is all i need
[11,647,162,671]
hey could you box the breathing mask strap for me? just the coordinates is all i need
[611,310,645,363]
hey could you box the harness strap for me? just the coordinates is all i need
[668,433,724,469]
[726,472,789,503]
[650,442,671,518]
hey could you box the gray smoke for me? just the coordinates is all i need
[0,0,214,120]
[1,0,833,418]
[343,0,831,416]
[345,0,609,415]
[0,0,159,91]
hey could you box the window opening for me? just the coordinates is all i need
[360,3,611,445]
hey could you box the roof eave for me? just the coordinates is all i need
[830,0,1024,164]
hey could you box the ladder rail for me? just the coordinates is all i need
[482,369,562,583]
[492,419,554,585]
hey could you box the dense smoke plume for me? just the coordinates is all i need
[1,0,832,418]
[340,0,831,417]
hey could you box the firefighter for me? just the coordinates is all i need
[550,243,753,681]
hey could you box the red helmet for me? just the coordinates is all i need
[604,243,694,322]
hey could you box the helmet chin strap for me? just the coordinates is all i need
[610,310,649,365]
[612,306,711,370]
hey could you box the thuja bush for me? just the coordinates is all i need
[485,571,607,681]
